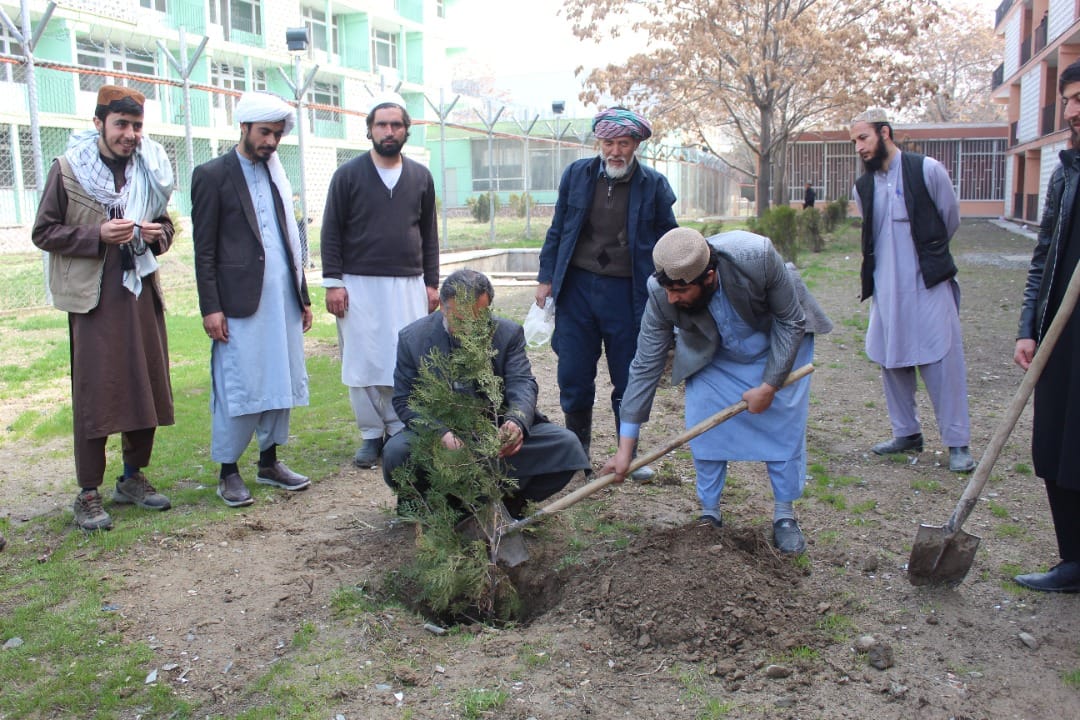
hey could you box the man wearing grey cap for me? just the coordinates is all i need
[602,228,831,554]
[321,93,440,469]
[535,107,678,480]
[849,108,975,473]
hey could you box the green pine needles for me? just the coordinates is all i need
[392,293,520,620]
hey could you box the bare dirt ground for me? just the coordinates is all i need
[4,219,1080,719]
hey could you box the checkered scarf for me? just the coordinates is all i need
[64,130,175,296]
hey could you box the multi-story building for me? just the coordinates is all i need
[992,0,1080,224]
[1,0,457,225]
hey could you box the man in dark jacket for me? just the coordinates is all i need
[191,91,313,507]
[1012,59,1080,593]
[384,270,589,516]
[535,107,678,480]
[803,182,816,209]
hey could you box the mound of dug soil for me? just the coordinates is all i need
[510,522,821,664]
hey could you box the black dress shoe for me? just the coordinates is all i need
[871,433,924,455]
[773,518,807,555]
[1014,561,1080,593]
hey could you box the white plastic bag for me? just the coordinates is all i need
[524,298,555,348]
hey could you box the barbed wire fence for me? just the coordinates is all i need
[0,42,736,314]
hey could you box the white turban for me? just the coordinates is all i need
[236,91,296,135]
[368,91,407,116]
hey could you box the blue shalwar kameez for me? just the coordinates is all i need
[685,285,814,519]
[209,153,309,462]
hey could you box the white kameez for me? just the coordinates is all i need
[858,153,963,369]
[336,274,428,388]
[210,156,308,460]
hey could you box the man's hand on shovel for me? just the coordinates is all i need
[600,435,636,483]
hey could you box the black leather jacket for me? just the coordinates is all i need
[1018,149,1080,341]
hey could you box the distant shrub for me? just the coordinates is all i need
[823,196,848,233]
[699,220,724,237]
[467,192,501,223]
[798,207,824,252]
[749,205,798,262]
[507,193,534,218]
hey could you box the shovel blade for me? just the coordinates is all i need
[455,502,530,568]
[907,523,981,587]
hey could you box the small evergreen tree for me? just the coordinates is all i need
[392,290,520,620]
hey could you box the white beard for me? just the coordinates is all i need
[600,152,635,179]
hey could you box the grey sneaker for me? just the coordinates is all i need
[256,461,311,491]
[629,464,657,482]
[113,472,171,510]
[73,489,113,531]
[217,473,254,507]
[353,437,384,469]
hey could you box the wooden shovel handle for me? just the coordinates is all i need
[946,255,1080,534]
[505,363,815,532]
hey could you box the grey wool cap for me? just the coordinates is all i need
[653,227,711,283]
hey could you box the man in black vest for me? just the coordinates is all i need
[849,108,975,473]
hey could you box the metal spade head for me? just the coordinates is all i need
[455,501,530,567]
[907,523,982,587]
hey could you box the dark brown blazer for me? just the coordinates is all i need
[191,147,310,318]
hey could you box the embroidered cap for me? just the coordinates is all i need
[96,85,145,114]
[653,228,711,284]
[852,107,891,125]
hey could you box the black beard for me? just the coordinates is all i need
[675,280,719,313]
[864,137,889,173]
[1072,126,1080,152]
[372,139,403,157]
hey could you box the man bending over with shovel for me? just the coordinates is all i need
[603,228,831,554]
[382,269,590,519]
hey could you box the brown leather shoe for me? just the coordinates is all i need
[217,473,254,507]
[256,461,310,491]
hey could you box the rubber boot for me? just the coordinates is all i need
[564,409,592,458]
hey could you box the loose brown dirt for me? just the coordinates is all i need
[4,219,1080,719]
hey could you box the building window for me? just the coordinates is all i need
[436,0,445,18]
[211,62,266,123]
[140,0,167,11]
[303,6,339,54]
[371,29,398,69]
[0,25,24,84]
[472,138,526,192]
[210,0,263,38]
[76,40,157,100]
[0,125,34,189]
[307,81,341,126]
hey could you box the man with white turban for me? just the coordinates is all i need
[32,85,176,531]
[535,106,678,480]
[192,91,313,507]
[321,92,440,469]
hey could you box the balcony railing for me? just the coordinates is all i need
[1035,17,1048,54]
[1042,104,1057,136]
[996,0,1014,27]
[992,63,1004,90]
[1021,36,1032,65]
[1026,193,1040,222]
